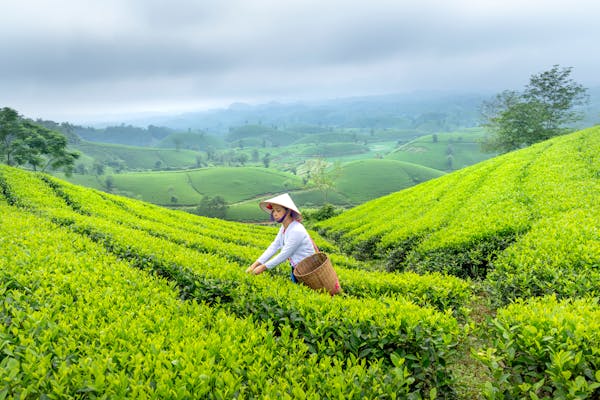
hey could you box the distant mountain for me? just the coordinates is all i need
[120,91,491,134]
[44,88,599,148]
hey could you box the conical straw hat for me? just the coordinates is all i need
[259,193,301,215]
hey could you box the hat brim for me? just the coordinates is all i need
[259,193,301,216]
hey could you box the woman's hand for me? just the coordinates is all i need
[252,264,267,275]
[246,261,259,273]
[246,261,264,274]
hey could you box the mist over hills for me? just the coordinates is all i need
[78,87,600,140]
[92,91,490,133]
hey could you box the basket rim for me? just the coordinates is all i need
[293,253,329,278]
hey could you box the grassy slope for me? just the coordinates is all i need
[317,126,600,302]
[184,167,302,202]
[61,167,303,206]
[334,159,445,204]
[60,159,444,212]
[227,159,445,218]
[386,128,495,171]
[73,141,201,170]
[61,128,490,218]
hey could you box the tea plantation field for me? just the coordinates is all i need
[1,126,599,398]
[317,126,600,398]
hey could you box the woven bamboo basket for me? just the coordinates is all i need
[293,252,341,295]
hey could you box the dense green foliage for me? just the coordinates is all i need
[316,127,600,302]
[72,124,173,146]
[2,125,600,398]
[0,107,79,173]
[314,127,600,398]
[477,296,600,398]
[0,164,473,397]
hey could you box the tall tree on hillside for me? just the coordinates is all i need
[481,65,589,153]
[0,107,80,174]
[305,158,341,202]
[0,107,22,166]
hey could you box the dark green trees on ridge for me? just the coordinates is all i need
[0,107,79,174]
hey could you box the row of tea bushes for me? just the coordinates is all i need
[27,169,474,315]
[0,165,463,395]
[316,127,600,300]
[487,207,600,304]
[0,204,419,399]
[477,296,600,399]
[486,130,600,303]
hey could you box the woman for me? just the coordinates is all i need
[246,193,316,282]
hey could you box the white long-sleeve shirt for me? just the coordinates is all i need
[257,221,316,269]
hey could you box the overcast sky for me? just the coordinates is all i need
[2,0,599,123]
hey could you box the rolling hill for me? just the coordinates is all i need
[317,126,600,303]
[334,159,445,204]
[59,158,446,219]
[62,167,303,206]
[72,141,203,171]
[385,128,495,171]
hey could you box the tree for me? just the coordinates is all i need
[105,176,114,192]
[251,149,260,162]
[93,161,105,176]
[481,65,589,153]
[0,108,79,174]
[75,163,87,175]
[196,195,227,219]
[262,153,271,168]
[0,107,22,166]
[304,158,341,202]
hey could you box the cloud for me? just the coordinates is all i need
[1,0,599,122]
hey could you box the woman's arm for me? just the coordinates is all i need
[246,227,283,273]
[262,228,304,269]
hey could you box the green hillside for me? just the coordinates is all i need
[297,142,369,157]
[317,127,600,303]
[62,167,303,206]
[316,127,600,397]
[1,127,599,398]
[223,160,444,218]
[155,132,226,150]
[385,128,495,171]
[58,127,491,219]
[226,124,304,146]
[73,141,202,171]
[334,159,445,204]
[59,160,443,216]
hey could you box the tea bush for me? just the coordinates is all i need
[476,296,600,399]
